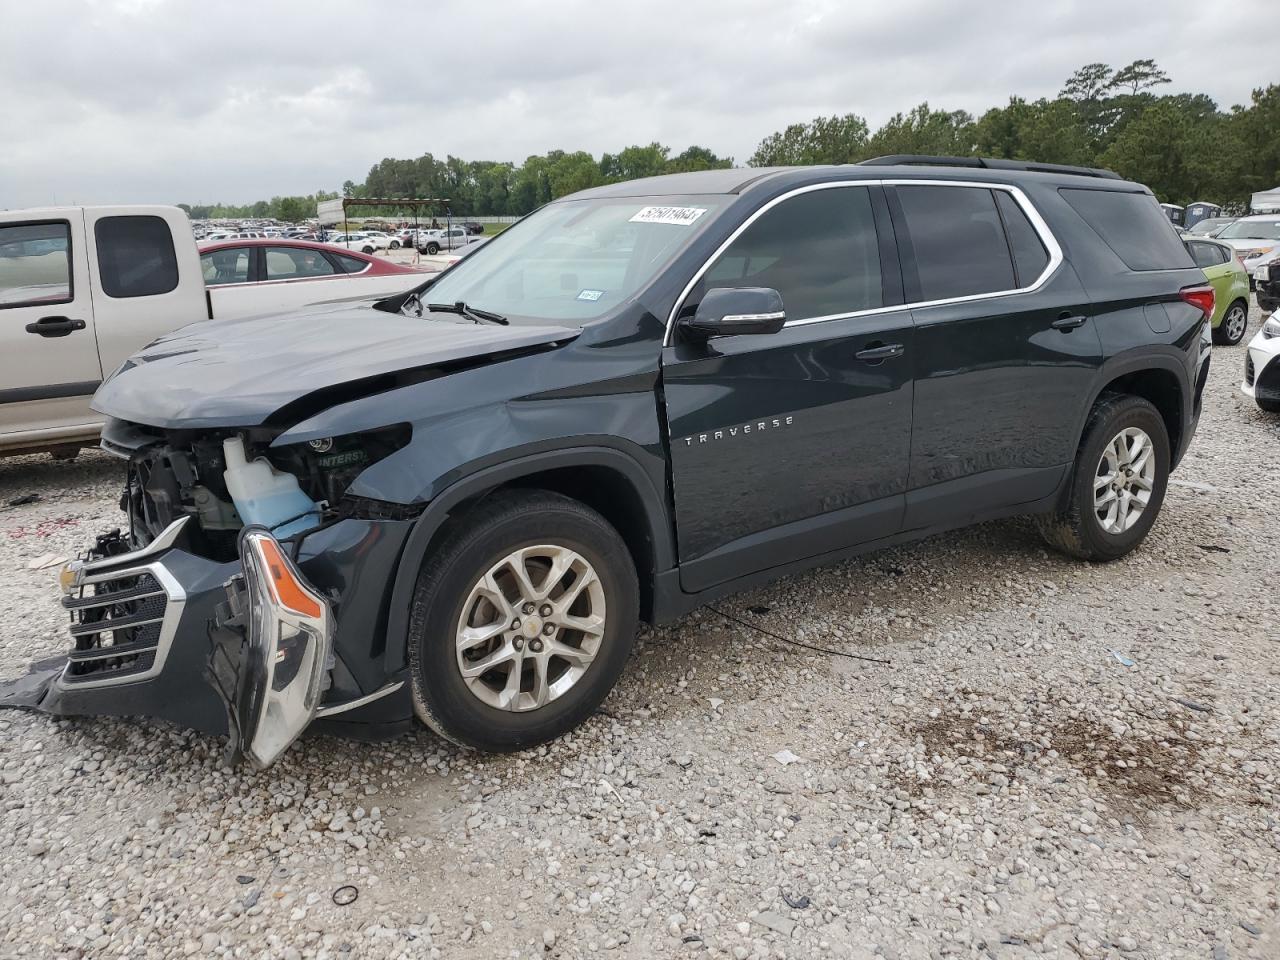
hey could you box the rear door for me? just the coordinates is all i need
[662,183,914,592]
[888,182,1101,529]
[0,211,103,448]
[83,207,207,376]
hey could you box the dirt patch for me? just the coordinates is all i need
[899,706,1212,812]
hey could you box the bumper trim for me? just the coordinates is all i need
[316,680,405,719]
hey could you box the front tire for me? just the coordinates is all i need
[407,491,638,752]
[1037,394,1170,561]
[1213,300,1249,345]
[425,242,440,255]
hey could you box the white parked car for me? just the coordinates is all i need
[326,233,379,254]
[1242,264,1280,412]
[1216,215,1280,280]
[358,231,394,251]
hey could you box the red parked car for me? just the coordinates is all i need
[196,238,430,314]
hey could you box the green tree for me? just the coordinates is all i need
[600,143,670,182]
[866,104,974,158]
[667,145,733,173]
[748,114,869,166]
[1111,58,1171,96]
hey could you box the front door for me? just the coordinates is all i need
[0,212,103,449]
[662,184,914,593]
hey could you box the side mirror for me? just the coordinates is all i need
[681,287,786,339]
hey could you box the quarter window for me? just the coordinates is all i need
[896,185,1016,301]
[698,186,883,322]
[332,253,370,274]
[95,215,179,298]
[265,246,338,280]
[201,248,252,285]
[0,221,72,309]
[994,190,1050,287]
[1060,188,1195,271]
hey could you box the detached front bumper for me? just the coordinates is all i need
[1,515,416,765]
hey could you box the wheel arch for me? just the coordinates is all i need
[1079,355,1188,476]
[382,447,674,674]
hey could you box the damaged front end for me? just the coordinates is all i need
[4,419,421,766]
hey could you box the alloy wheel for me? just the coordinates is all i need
[455,545,605,712]
[1094,427,1157,534]
[1223,304,1247,344]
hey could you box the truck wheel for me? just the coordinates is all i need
[1037,394,1170,561]
[1212,300,1248,345]
[425,242,440,255]
[407,490,638,752]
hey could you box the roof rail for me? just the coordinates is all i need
[858,155,1122,181]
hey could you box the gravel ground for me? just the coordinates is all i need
[1,306,1277,960]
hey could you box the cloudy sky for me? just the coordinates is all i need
[1,0,1271,208]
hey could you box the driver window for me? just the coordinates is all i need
[697,187,883,322]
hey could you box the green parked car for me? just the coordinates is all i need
[1185,237,1251,345]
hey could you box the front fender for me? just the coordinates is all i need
[379,444,676,675]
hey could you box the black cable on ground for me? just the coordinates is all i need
[707,605,892,666]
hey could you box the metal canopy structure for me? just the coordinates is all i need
[316,197,455,261]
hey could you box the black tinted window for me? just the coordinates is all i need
[897,186,1016,300]
[700,186,882,321]
[995,190,1050,286]
[95,216,179,298]
[1061,189,1196,271]
[1186,241,1226,269]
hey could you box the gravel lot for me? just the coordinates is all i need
[1,306,1276,960]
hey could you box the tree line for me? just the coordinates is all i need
[181,61,1279,220]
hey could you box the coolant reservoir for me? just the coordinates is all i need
[222,437,321,539]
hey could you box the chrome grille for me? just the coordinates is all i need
[56,517,190,689]
[62,570,168,681]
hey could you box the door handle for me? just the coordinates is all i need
[25,316,86,338]
[1051,313,1088,331]
[855,343,905,363]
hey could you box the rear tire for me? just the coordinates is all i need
[362,245,375,255]
[389,240,400,249]
[1037,394,1170,561]
[407,491,638,752]
[1212,300,1249,345]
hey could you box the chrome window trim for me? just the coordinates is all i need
[663,178,1064,345]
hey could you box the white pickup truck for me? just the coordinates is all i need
[0,206,425,458]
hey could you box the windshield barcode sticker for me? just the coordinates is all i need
[629,206,707,226]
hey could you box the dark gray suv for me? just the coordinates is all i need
[6,156,1214,767]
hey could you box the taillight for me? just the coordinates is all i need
[1179,284,1215,320]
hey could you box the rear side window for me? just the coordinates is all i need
[1186,240,1227,269]
[700,186,883,321]
[95,215,179,298]
[1061,189,1196,271]
[0,221,72,309]
[994,191,1050,287]
[265,246,338,280]
[896,185,1015,300]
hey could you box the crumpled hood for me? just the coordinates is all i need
[93,306,579,429]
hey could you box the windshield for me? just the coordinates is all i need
[420,196,726,325]
[1217,219,1280,240]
